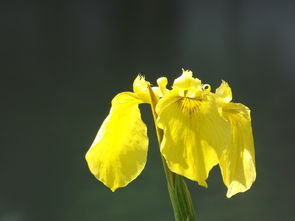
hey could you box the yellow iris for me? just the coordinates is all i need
[85,69,256,197]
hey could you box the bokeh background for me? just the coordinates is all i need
[2,1,295,221]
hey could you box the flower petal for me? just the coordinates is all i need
[156,90,230,187]
[133,75,150,103]
[151,77,168,98]
[215,80,232,103]
[85,92,149,191]
[157,77,168,94]
[172,70,203,99]
[173,69,202,91]
[219,103,256,198]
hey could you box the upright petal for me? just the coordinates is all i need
[85,92,149,191]
[156,90,230,187]
[133,75,150,103]
[157,77,168,94]
[215,80,232,103]
[151,77,169,98]
[173,69,202,91]
[219,102,256,198]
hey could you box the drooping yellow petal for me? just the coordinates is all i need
[219,102,256,198]
[85,92,149,191]
[215,80,232,103]
[156,90,230,187]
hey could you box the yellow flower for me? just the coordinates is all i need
[85,69,256,197]
[215,81,256,198]
[156,70,231,187]
[85,76,151,191]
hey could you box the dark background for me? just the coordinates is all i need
[2,1,295,221]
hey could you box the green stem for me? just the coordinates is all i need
[148,85,196,221]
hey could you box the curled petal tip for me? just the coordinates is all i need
[155,77,168,97]
[215,80,232,103]
[133,75,151,103]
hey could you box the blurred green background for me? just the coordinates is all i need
[2,1,295,220]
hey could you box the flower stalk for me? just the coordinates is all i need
[148,85,196,221]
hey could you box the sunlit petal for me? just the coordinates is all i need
[157,77,168,95]
[219,102,256,198]
[215,80,232,103]
[85,92,148,191]
[156,90,230,187]
[133,75,150,103]
[173,69,202,91]
[151,77,169,98]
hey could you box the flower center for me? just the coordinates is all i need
[177,97,201,115]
